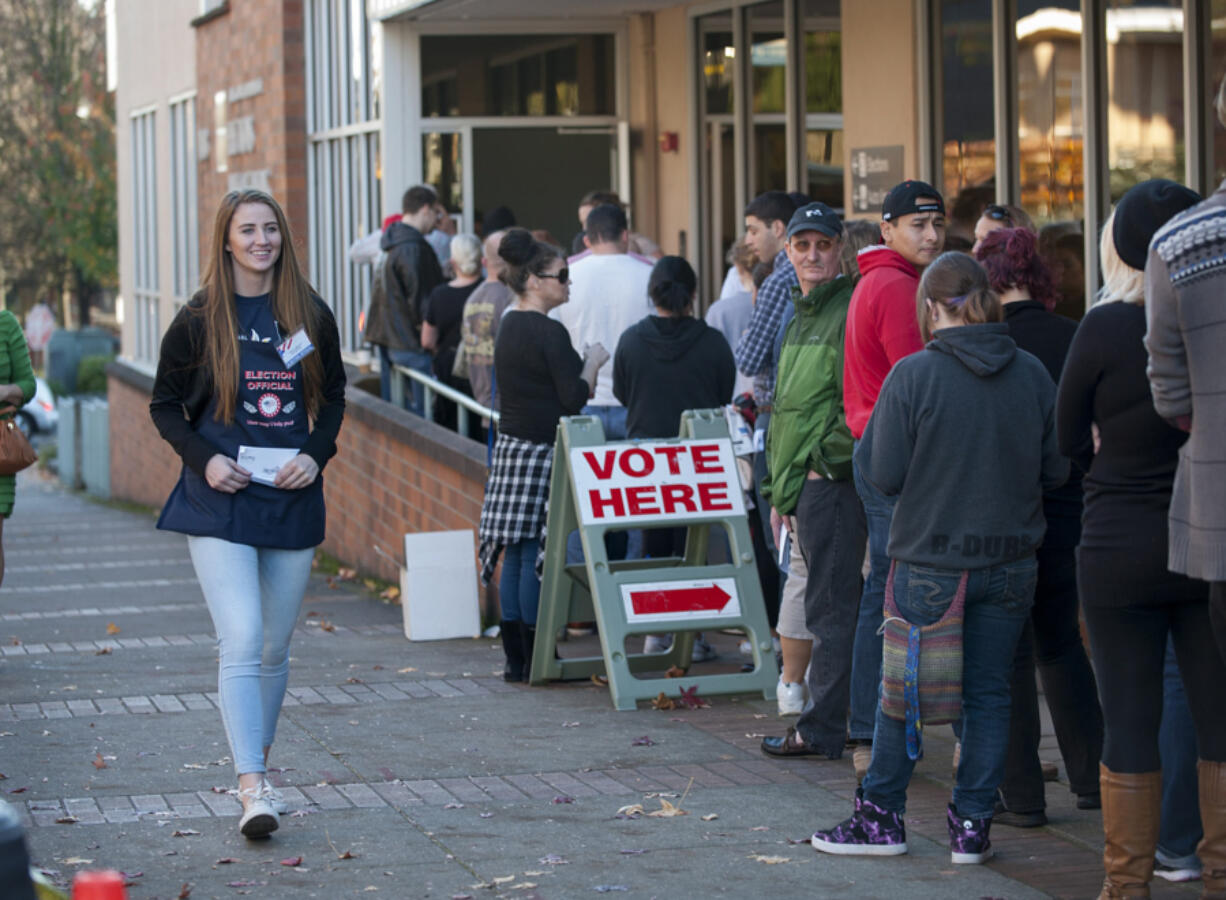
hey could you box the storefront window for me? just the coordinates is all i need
[750,2,786,115]
[1213,0,1226,184]
[804,0,843,208]
[939,0,995,249]
[1106,0,1184,202]
[1017,0,1084,226]
[702,20,735,116]
[420,35,614,118]
[422,132,462,214]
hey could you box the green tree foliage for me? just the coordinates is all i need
[0,0,116,324]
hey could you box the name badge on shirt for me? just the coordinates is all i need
[277,328,315,369]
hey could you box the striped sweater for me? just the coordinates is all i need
[1145,180,1226,580]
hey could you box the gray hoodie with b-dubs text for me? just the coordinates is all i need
[855,322,1068,569]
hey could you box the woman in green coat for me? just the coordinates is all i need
[0,309,36,585]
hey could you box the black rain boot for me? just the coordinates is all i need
[500,620,525,682]
[520,624,537,682]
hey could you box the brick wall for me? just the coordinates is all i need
[106,360,489,588]
[107,364,182,509]
[194,0,308,267]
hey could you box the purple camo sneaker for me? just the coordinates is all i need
[811,790,908,856]
[947,803,994,864]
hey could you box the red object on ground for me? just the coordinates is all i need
[72,870,127,899]
[628,585,731,616]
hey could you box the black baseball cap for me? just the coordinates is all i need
[786,202,843,239]
[882,180,945,222]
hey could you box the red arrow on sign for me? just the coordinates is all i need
[628,585,731,616]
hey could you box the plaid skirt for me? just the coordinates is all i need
[478,434,554,585]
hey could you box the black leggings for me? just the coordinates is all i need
[1085,600,1226,772]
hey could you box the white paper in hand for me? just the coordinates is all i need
[237,446,300,487]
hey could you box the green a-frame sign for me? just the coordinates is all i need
[530,408,778,710]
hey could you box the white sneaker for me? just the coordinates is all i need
[643,634,673,654]
[777,679,805,716]
[259,777,289,814]
[691,635,717,663]
[238,787,280,838]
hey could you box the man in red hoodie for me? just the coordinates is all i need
[843,181,946,776]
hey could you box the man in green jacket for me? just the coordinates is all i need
[760,203,868,760]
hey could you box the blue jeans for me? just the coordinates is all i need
[862,556,1037,819]
[499,538,541,625]
[378,345,433,416]
[187,536,315,775]
[1158,635,1202,864]
[849,448,897,741]
[582,404,627,440]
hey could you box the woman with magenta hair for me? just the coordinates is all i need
[974,227,1103,826]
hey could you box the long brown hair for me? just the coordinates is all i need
[196,190,323,423]
[915,251,1002,341]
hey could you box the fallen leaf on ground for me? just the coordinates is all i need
[479,812,493,819]
[443,802,464,809]
[630,735,655,746]
[748,854,791,864]
[561,721,580,728]
[94,647,111,656]
[8,787,27,794]
[55,817,78,825]
[651,692,674,710]
[280,857,302,867]
[216,857,239,864]
[397,667,416,673]
[701,813,719,821]
[320,620,336,632]
[305,610,319,617]
[379,587,400,601]
[288,809,315,818]
[646,798,687,818]
[665,665,686,678]
[9,637,19,646]
[590,674,608,686]
[61,856,93,865]
[345,676,364,684]
[749,825,769,832]
[336,850,356,860]
[677,685,709,709]
[226,881,261,888]
[177,884,192,899]
[615,803,644,819]
[362,578,378,591]
[105,623,121,635]
[336,567,357,580]
[538,854,568,865]
[91,753,107,769]
[172,829,201,837]
[492,875,515,884]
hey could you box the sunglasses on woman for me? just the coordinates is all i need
[538,267,570,285]
[984,204,1015,226]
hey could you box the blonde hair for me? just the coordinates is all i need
[916,252,1002,341]
[450,233,482,277]
[1097,210,1145,305]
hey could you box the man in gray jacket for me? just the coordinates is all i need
[1144,75,1226,664]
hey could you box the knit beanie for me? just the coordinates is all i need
[1112,179,1202,270]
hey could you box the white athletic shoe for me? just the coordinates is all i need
[777,679,805,716]
[238,787,279,839]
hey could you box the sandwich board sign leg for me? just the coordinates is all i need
[531,408,778,711]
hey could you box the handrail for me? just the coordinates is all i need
[391,363,499,438]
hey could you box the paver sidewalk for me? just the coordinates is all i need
[0,469,1196,899]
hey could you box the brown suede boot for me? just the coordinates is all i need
[1200,760,1226,900]
[1097,764,1161,899]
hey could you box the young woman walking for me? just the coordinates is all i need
[151,190,346,838]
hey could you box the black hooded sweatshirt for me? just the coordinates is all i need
[612,315,736,440]
[855,323,1068,569]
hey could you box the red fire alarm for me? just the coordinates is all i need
[658,131,679,153]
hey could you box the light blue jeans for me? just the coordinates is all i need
[188,536,315,775]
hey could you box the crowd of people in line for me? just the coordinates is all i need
[145,80,1226,900]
